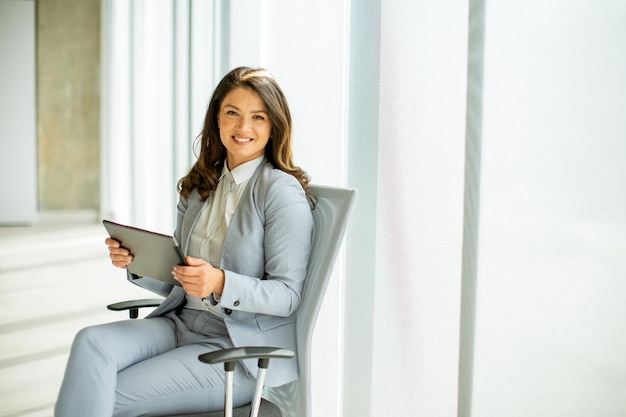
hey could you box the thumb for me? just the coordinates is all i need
[184,256,206,267]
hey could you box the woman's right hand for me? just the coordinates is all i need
[105,238,134,269]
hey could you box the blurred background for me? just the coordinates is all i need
[1,0,625,416]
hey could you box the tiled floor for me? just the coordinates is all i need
[0,214,156,417]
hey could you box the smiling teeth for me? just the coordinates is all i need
[234,137,252,143]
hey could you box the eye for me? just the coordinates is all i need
[253,114,266,121]
[225,110,238,116]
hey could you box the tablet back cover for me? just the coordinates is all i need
[103,220,185,286]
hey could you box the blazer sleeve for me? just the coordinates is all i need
[219,171,313,318]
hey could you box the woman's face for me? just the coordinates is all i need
[217,87,272,170]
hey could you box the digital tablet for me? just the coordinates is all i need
[103,220,186,286]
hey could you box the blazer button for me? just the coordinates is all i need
[225,309,232,315]
[234,300,240,307]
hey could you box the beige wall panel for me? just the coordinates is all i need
[37,0,100,210]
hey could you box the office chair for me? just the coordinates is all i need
[107,184,358,417]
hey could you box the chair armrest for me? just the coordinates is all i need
[199,346,294,370]
[106,299,163,319]
[200,347,294,416]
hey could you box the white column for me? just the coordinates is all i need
[129,0,175,231]
[101,0,133,224]
[189,0,221,140]
[172,0,192,206]
[102,0,215,232]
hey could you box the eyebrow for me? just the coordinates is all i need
[223,104,268,114]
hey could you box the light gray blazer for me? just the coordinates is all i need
[128,161,313,387]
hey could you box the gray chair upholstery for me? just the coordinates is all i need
[108,184,358,417]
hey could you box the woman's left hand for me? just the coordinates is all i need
[172,256,225,299]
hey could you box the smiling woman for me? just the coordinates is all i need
[55,66,316,417]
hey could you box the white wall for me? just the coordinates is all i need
[0,0,37,225]
[472,1,626,416]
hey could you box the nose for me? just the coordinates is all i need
[235,116,250,131]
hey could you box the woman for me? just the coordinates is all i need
[55,67,314,417]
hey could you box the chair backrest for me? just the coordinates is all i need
[264,184,357,417]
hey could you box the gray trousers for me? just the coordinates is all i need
[54,308,256,417]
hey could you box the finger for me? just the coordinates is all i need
[172,267,196,282]
[112,253,133,262]
[172,263,198,276]
[105,238,121,248]
[109,246,130,256]
[111,252,133,267]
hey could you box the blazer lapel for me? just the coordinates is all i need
[180,190,208,255]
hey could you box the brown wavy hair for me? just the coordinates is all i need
[178,67,312,202]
